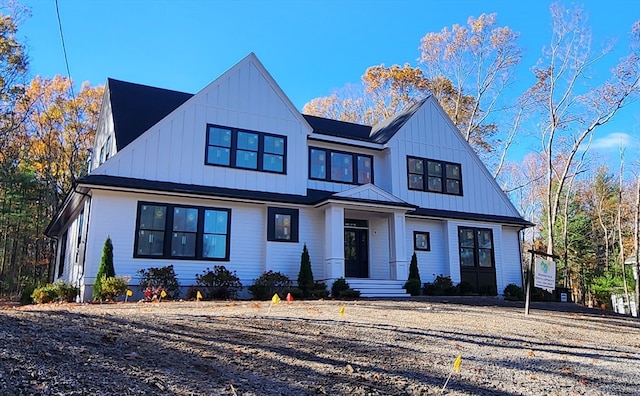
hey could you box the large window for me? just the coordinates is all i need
[459,227,494,268]
[309,147,373,185]
[205,125,286,173]
[134,202,231,260]
[408,156,462,195]
[267,207,299,242]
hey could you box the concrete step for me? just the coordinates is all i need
[345,279,411,298]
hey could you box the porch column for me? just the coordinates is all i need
[324,205,345,280]
[389,212,408,280]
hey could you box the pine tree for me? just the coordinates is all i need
[93,236,115,300]
[297,244,314,297]
[408,252,421,281]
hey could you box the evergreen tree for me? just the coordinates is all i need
[93,236,115,300]
[404,252,422,296]
[297,244,314,297]
[408,252,421,282]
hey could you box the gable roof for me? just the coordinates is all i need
[106,78,193,150]
[369,98,428,144]
[303,114,372,141]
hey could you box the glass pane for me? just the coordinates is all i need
[204,210,228,234]
[263,153,283,172]
[408,158,424,174]
[264,136,284,155]
[331,152,352,183]
[237,132,258,151]
[310,149,326,179]
[207,147,230,166]
[173,207,198,232]
[208,127,231,147]
[171,232,196,257]
[357,156,372,184]
[446,164,461,179]
[203,234,227,258]
[274,214,291,240]
[235,150,257,169]
[460,247,475,267]
[479,249,493,267]
[428,161,442,176]
[415,233,429,250]
[459,229,475,247]
[446,179,460,194]
[409,174,424,190]
[428,177,442,192]
[478,230,493,249]
[137,230,164,255]
[139,205,166,230]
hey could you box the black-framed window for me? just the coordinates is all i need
[309,147,373,185]
[134,202,231,260]
[205,124,286,173]
[459,227,494,268]
[57,231,67,277]
[407,156,462,195]
[267,207,299,242]
[414,231,431,251]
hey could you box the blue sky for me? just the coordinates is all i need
[18,0,640,170]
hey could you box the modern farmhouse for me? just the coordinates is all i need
[46,53,532,302]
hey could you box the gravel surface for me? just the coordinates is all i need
[1,298,639,395]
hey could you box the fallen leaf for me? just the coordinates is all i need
[526,350,535,357]
[345,364,354,374]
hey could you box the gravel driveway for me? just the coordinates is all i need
[1,298,638,395]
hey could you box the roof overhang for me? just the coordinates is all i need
[45,188,88,237]
[408,207,534,228]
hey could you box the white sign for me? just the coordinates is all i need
[534,258,556,291]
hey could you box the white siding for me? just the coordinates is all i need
[500,226,523,290]
[369,217,390,279]
[405,218,447,283]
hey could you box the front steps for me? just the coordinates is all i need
[346,279,411,298]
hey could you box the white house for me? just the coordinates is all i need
[46,53,532,301]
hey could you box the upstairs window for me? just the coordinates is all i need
[309,147,373,185]
[407,156,462,196]
[205,125,286,173]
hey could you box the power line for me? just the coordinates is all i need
[54,0,75,98]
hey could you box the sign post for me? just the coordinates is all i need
[525,250,559,316]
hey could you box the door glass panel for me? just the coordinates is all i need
[460,247,475,267]
[478,249,493,267]
[459,229,475,247]
[478,230,493,249]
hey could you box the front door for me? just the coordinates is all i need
[459,227,497,294]
[345,224,369,278]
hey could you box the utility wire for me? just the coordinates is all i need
[54,0,76,98]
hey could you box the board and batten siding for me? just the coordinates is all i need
[500,226,523,289]
[93,57,311,197]
[386,99,521,218]
[405,218,447,283]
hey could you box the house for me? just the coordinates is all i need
[46,53,532,301]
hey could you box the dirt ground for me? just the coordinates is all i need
[1,298,639,395]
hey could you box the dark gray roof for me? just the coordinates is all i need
[410,207,534,227]
[369,98,428,144]
[302,114,372,141]
[107,78,194,150]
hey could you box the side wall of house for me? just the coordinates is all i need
[405,218,447,283]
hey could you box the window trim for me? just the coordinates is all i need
[133,201,231,261]
[267,207,299,242]
[407,156,463,196]
[413,231,431,251]
[458,227,495,268]
[205,124,287,174]
[308,147,374,185]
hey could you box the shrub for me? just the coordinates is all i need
[31,284,58,304]
[100,276,129,301]
[138,265,181,300]
[309,281,330,299]
[55,281,79,302]
[195,266,243,300]
[404,278,422,296]
[337,288,361,299]
[93,236,115,301]
[457,281,474,295]
[20,284,36,305]
[503,283,524,300]
[248,271,292,300]
[297,244,314,297]
[478,284,497,296]
[422,274,455,296]
[331,277,360,299]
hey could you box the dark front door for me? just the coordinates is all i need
[345,228,369,278]
[459,227,497,294]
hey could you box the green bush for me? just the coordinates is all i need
[20,283,36,305]
[457,281,474,295]
[309,281,330,299]
[404,278,422,296]
[248,271,292,300]
[422,275,455,296]
[55,281,79,302]
[93,237,115,301]
[337,288,361,299]
[503,283,524,300]
[138,265,181,300]
[31,284,59,304]
[297,244,314,297]
[330,277,360,299]
[195,266,243,300]
[100,276,129,301]
[478,284,497,296]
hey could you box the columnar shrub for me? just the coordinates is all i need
[404,252,422,296]
[93,236,115,301]
[195,266,242,299]
[297,244,314,297]
[138,265,181,299]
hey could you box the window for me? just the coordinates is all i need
[407,156,462,195]
[458,227,494,268]
[205,124,286,173]
[57,231,68,278]
[414,231,431,251]
[309,147,374,185]
[134,202,231,260]
[105,136,112,161]
[267,207,299,242]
